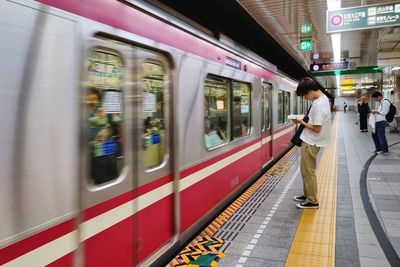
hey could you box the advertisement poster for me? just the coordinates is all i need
[143,92,157,112]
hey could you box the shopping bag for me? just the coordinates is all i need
[368,114,376,133]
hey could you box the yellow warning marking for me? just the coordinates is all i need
[285,115,339,267]
[170,147,298,266]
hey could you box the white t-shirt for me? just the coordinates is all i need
[300,95,331,147]
[375,98,390,122]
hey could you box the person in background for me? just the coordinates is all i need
[291,78,332,209]
[371,92,390,154]
[344,102,348,113]
[357,96,370,132]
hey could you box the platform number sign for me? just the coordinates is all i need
[300,39,312,51]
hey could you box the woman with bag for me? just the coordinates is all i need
[290,78,332,209]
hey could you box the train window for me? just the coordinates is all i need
[261,83,271,131]
[298,96,304,114]
[284,92,290,123]
[142,61,166,169]
[204,76,229,149]
[232,81,251,138]
[278,90,290,124]
[293,93,298,114]
[86,50,124,185]
[278,90,284,124]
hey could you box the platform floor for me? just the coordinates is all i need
[170,112,400,266]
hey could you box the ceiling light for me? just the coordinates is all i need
[327,0,341,10]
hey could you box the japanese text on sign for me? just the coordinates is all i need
[310,62,349,72]
[327,2,400,33]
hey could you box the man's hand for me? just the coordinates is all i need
[292,118,303,124]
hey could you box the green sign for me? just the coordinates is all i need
[300,23,312,33]
[300,39,312,51]
[311,66,382,76]
[327,2,400,33]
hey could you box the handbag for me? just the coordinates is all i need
[290,105,312,147]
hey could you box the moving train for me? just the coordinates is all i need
[0,0,311,266]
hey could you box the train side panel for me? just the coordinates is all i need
[0,2,80,266]
[0,1,298,266]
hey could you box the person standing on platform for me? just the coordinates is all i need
[357,96,370,132]
[371,91,390,154]
[344,102,348,113]
[291,78,332,209]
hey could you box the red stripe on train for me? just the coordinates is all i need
[180,125,293,178]
[83,174,172,221]
[180,148,262,232]
[0,219,75,266]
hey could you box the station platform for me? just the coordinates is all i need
[169,112,400,267]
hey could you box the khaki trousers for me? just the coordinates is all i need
[300,142,320,204]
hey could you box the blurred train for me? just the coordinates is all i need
[0,0,311,266]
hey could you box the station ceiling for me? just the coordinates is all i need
[146,0,313,81]
[148,0,400,93]
[237,0,400,94]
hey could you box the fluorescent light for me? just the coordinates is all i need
[327,0,342,89]
[327,0,341,10]
[331,33,341,62]
[336,74,341,89]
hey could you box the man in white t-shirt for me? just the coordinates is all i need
[291,78,332,209]
[371,91,390,154]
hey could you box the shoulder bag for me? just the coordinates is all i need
[290,105,312,147]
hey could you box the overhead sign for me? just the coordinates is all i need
[327,2,400,33]
[300,39,312,51]
[310,66,382,76]
[301,23,312,33]
[310,61,349,72]
[310,51,333,61]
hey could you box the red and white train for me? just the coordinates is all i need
[0,0,311,266]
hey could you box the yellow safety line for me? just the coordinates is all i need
[286,115,339,267]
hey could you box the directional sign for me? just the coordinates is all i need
[310,61,349,72]
[310,51,333,61]
[301,23,312,33]
[300,39,312,51]
[327,2,400,33]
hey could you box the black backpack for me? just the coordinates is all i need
[384,99,397,123]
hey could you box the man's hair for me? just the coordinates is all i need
[372,91,383,98]
[296,77,319,96]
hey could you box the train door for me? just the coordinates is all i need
[134,48,174,263]
[80,38,174,265]
[261,82,273,167]
[80,39,137,266]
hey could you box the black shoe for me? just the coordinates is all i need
[297,201,319,209]
[293,195,307,202]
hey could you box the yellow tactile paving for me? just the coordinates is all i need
[286,115,339,267]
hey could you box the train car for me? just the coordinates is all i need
[0,0,305,266]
